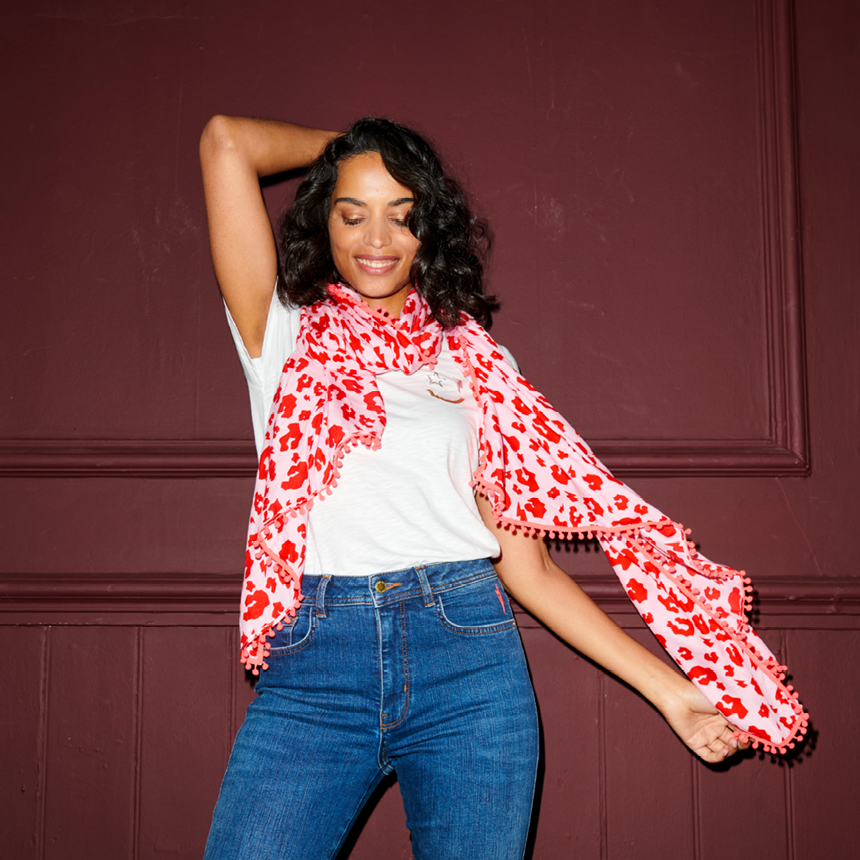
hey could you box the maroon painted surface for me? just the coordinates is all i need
[2,0,859,857]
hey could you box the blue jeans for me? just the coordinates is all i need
[204,559,539,860]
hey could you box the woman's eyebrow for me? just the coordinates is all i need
[332,196,415,207]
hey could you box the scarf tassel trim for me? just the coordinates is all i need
[456,338,808,755]
[471,478,809,754]
[241,429,383,674]
[242,444,809,754]
[239,288,808,755]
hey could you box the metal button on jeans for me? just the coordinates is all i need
[375,580,387,593]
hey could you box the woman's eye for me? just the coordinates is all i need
[391,217,409,227]
[342,217,363,226]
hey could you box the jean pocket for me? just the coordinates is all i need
[268,599,316,655]
[435,574,516,635]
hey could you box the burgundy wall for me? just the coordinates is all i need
[2,1,858,857]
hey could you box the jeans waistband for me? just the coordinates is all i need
[302,558,497,615]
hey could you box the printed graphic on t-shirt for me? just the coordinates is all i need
[425,369,465,403]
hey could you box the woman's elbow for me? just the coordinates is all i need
[200,114,239,159]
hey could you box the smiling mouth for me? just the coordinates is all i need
[355,256,399,274]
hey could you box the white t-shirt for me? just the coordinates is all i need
[225,291,516,577]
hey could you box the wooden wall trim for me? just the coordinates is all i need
[754,0,809,474]
[0,440,257,479]
[2,574,856,619]
[0,436,808,479]
[0,6,808,481]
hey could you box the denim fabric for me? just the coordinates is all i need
[204,559,539,860]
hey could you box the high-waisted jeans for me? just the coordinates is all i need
[203,559,540,860]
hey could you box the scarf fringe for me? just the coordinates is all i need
[243,486,810,753]
[633,539,808,753]
[472,465,808,754]
[486,507,808,753]
[237,286,808,754]
[242,428,383,674]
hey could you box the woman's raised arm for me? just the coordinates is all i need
[476,494,749,764]
[199,116,337,356]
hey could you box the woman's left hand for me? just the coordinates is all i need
[659,680,751,763]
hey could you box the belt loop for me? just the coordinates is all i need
[415,565,434,608]
[315,575,331,618]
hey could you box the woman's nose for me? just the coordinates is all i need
[364,216,390,248]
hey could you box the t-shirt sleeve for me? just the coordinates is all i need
[223,287,302,458]
[497,343,520,373]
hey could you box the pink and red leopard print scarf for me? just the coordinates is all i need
[241,284,808,754]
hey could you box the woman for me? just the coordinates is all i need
[198,115,759,859]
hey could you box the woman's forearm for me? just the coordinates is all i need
[501,555,689,712]
[200,115,338,178]
[477,493,746,761]
[476,494,683,708]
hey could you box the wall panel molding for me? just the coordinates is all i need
[2,574,856,625]
[0,436,809,479]
[0,439,257,479]
[0,1,807,480]
[753,0,809,474]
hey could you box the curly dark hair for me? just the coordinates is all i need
[277,117,496,328]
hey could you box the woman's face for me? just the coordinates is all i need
[328,151,420,317]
